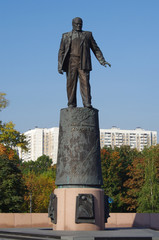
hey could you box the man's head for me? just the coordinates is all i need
[72,17,83,31]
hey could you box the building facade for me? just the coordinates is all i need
[19,127,59,164]
[19,127,157,163]
[100,127,157,151]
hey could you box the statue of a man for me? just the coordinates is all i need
[58,17,111,108]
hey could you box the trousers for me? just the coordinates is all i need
[66,56,92,107]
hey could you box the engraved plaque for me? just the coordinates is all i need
[75,194,95,223]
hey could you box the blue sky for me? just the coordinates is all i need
[1,0,159,138]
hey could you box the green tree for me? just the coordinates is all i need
[101,146,140,212]
[23,170,56,213]
[122,145,159,212]
[21,156,56,213]
[20,155,53,175]
[0,92,8,111]
[0,121,28,151]
[137,146,159,212]
[34,155,52,174]
[0,154,25,212]
[122,155,145,212]
[0,93,28,212]
[0,93,27,151]
[117,146,140,212]
[101,147,123,212]
[20,160,36,175]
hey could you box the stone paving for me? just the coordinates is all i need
[0,228,159,240]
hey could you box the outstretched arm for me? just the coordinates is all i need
[90,33,111,68]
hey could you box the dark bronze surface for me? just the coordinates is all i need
[104,195,110,223]
[48,193,57,224]
[75,194,95,223]
[55,107,103,187]
[58,17,111,107]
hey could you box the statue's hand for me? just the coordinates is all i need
[106,62,111,68]
[102,61,111,68]
[58,69,63,74]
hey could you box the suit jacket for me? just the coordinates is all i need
[58,31,106,72]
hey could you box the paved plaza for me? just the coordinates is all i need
[0,227,159,240]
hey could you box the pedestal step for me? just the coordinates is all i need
[53,188,105,231]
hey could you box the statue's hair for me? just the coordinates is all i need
[72,17,83,25]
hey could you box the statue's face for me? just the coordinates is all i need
[72,18,82,31]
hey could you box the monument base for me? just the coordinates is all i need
[53,188,105,231]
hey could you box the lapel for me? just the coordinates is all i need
[68,31,73,45]
[80,31,87,45]
[66,31,87,46]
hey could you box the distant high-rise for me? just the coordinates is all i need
[19,127,59,164]
[100,127,157,151]
[19,126,157,164]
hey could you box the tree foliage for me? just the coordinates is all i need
[0,92,9,111]
[20,155,53,175]
[34,155,53,174]
[137,146,159,212]
[0,143,17,160]
[23,171,56,213]
[101,146,139,212]
[0,145,56,213]
[0,121,28,151]
[101,145,159,213]
[122,155,144,211]
[20,155,56,213]
[0,92,27,151]
[0,154,25,212]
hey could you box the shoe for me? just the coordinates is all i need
[84,104,92,108]
[68,104,76,108]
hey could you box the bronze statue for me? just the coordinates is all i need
[58,17,111,108]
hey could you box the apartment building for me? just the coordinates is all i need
[19,127,59,164]
[100,127,157,151]
[19,126,157,163]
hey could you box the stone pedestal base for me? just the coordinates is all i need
[50,108,106,231]
[53,188,105,231]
